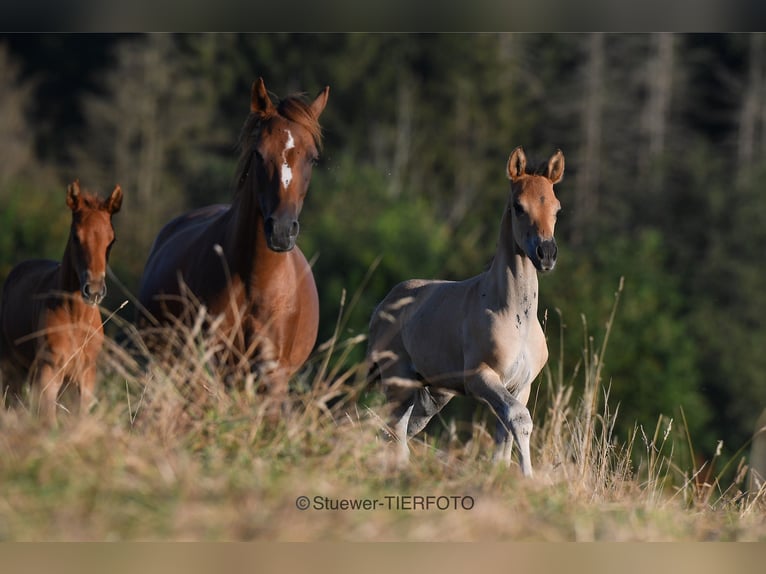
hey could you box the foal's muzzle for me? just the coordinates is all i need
[265,215,300,252]
[534,239,558,272]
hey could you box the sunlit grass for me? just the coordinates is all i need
[0,281,764,541]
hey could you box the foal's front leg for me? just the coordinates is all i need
[465,365,534,477]
[492,383,532,467]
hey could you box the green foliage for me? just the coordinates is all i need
[543,230,710,447]
[301,155,450,354]
[0,180,70,283]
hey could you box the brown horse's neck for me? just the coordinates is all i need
[59,232,82,295]
[228,182,285,296]
[486,207,538,308]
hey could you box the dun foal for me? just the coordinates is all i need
[0,181,122,421]
[368,147,564,477]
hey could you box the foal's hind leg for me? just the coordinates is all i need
[407,387,454,437]
[372,352,421,467]
[385,386,453,467]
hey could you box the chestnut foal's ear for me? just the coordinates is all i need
[547,149,565,184]
[107,185,123,214]
[66,180,81,210]
[310,85,330,119]
[507,146,527,181]
[251,77,275,115]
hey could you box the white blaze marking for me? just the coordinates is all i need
[281,129,295,189]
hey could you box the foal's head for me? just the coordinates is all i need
[238,77,330,252]
[506,146,565,272]
[65,180,123,305]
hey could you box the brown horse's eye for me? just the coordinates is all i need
[512,201,524,215]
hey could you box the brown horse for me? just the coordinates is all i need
[0,181,123,421]
[137,77,328,398]
[368,147,564,477]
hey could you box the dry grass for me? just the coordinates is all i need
[0,282,764,541]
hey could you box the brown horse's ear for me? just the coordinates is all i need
[546,149,565,184]
[507,147,527,181]
[251,77,275,115]
[66,180,81,210]
[107,185,123,214]
[310,85,330,119]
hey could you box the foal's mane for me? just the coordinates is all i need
[234,93,324,190]
[526,158,553,177]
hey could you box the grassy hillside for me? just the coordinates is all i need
[0,288,764,541]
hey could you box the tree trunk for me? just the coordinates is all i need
[572,33,604,245]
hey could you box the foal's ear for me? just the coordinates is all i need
[251,77,275,115]
[507,146,527,181]
[107,185,123,214]
[310,85,330,119]
[66,180,81,210]
[546,149,565,184]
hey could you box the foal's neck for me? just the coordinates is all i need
[486,209,538,309]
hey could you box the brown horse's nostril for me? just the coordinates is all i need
[289,219,300,238]
[82,281,106,305]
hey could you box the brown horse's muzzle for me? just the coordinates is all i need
[81,274,107,306]
[264,215,300,252]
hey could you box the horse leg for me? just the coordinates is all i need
[406,387,454,437]
[492,383,532,467]
[372,352,421,467]
[34,361,63,424]
[79,361,98,414]
[392,400,415,467]
[493,420,514,467]
[465,366,534,477]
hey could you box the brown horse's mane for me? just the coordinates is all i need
[234,93,324,190]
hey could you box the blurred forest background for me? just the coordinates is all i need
[0,33,764,462]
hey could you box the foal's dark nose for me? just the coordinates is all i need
[536,239,558,271]
[265,216,300,252]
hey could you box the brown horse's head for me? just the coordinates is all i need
[506,147,564,272]
[238,77,329,252]
[65,180,123,305]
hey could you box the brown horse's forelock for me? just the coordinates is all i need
[76,191,112,212]
[235,94,323,187]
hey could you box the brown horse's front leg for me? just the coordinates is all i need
[33,361,63,424]
[79,361,98,414]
